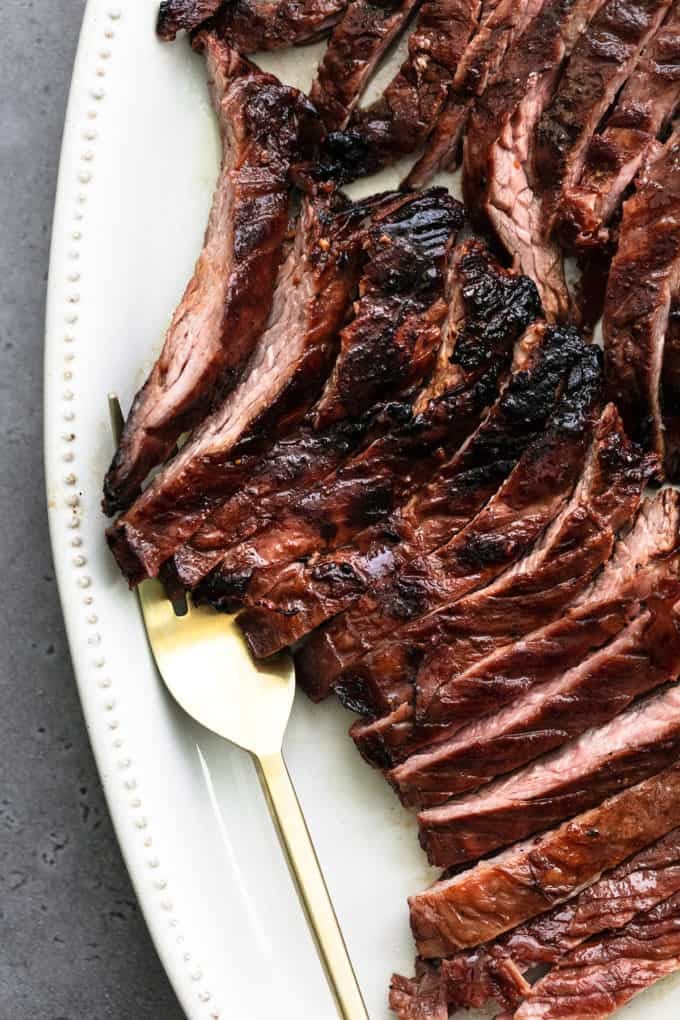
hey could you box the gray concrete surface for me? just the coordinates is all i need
[1,3,185,1016]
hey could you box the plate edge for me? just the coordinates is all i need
[43,3,222,1018]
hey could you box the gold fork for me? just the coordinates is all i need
[108,395,369,1020]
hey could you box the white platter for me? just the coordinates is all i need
[44,2,680,1017]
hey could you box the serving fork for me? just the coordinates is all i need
[108,395,368,1020]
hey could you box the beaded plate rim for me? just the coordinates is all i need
[44,3,221,1016]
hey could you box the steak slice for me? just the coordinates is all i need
[404,0,545,187]
[185,196,466,602]
[211,0,348,51]
[604,125,680,465]
[515,891,680,1019]
[106,191,369,585]
[464,0,604,212]
[312,190,465,428]
[393,827,680,1015]
[297,335,601,714]
[420,682,680,868]
[536,0,672,235]
[234,251,542,655]
[171,190,463,591]
[389,960,448,1020]
[392,594,680,810]
[309,0,420,132]
[558,9,680,249]
[409,758,680,957]
[464,0,605,320]
[422,487,680,721]
[288,279,544,704]
[325,0,481,177]
[354,489,680,768]
[663,297,680,480]
[102,34,319,515]
[169,403,398,589]
[404,95,471,188]
[156,0,224,39]
[413,403,653,718]
[310,391,636,720]
[233,323,539,650]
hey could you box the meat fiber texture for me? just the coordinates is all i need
[360,405,653,772]
[318,0,482,178]
[392,827,680,1016]
[557,7,680,249]
[309,0,420,132]
[296,332,602,716]
[390,524,680,814]
[394,403,653,725]
[604,125,680,471]
[420,488,680,729]
[463,0,606,321]
[103,32,320,513]
[409,757,680,958]
[182,195,469,604]
[419,680,680,867]
[231,245,542,656]
[514,890,680,1019]
[156,0,347,47]
[536,0,672,233]
[106,189,382,583]
[406,0,546,187]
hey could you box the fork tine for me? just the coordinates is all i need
[108,393,124,445]
[107,393,187,617]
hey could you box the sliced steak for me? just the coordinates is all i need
[184,197,466,603]
[392,594,680,810]
[170,403,398,589]
[421,487,680,717]
[536,0,672,234]
[207,366,498,618]
[663,297,680,480]
[389,959,448,1020]
[211,0,348,51]
[355,489,680,767]
[102,34,319,515]
[326,0,481,177]
[106,191,369,584]
[233,323,539,647]
[297,334,601,714]
[409,758,680,957]
[464,0,604,320]
[309,0,420,132]
[289,285,544,704]
[405,0,545,187]
[464,0,606,210]
[404,94,471,188]
[172,189,464,590]
[320,395,639,722]
[156,0,224,39]
[515,891,680,1019]
[235,252,543,655]
[312,190,465,428]
[558,9,680,248]
[394,827,680,1015]
[413,403,652,718]
[605,125,680,465]
[326,387,598,720]
[420,682,680,868]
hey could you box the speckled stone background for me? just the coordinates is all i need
[1,2,184,1015]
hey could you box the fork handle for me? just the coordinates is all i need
[254,751,369,1020]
